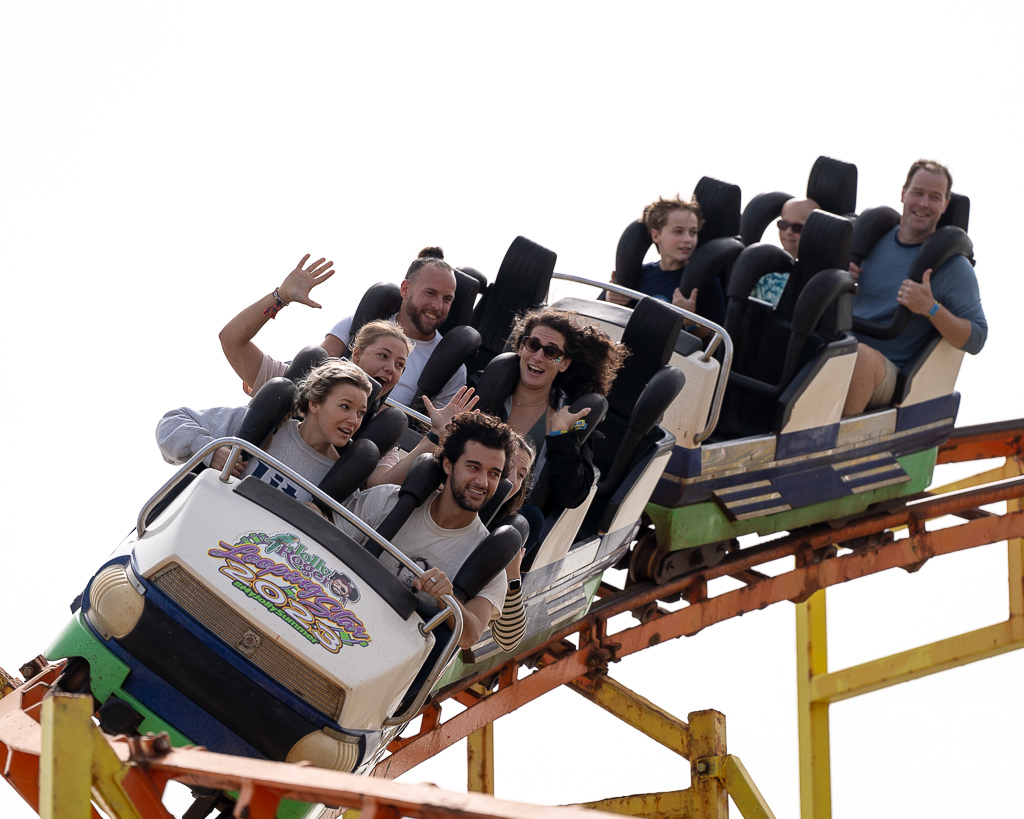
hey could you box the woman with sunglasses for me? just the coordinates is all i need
[500,307,627,510]
[752,197,819,305]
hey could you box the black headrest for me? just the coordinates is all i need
[350,282,403,340]
[474,352,522,415]
[413,325,480,409]
[938,192,970,231]
[807,156,858,215]
[282,346,329,384]
[614,219,652,292]
[353,406,408,454]
[776,211,852,319]
[694,176,742,243]
[452,525,523,604]
[237,378,297,448]
[370,454,445,554]
[739,191,795,246]
[471,236,554,358]
[850,206,901,265]
[317,439,380,506]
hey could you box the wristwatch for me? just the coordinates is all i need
[507,578,522,592]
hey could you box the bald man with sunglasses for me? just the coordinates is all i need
[751,197,819,305]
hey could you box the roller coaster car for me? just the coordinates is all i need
[557,200,974,583]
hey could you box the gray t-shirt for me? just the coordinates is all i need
[341,485,505,619]
[156,406,336,504]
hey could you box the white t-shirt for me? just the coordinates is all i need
[328,313,466,407]
[340,485,505,620]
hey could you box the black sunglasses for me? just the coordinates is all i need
[520,335,565,362]
[777,219,804,234]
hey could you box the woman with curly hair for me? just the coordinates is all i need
[499,307,628,510]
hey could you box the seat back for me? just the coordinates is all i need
[740,155,857,245]
[349,282,404,341]
[469,236,555,369]
[439,268,483,336]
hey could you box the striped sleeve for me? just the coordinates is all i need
[490,587,526,652]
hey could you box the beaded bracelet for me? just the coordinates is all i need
[263,288,286,319]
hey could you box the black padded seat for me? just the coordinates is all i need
[589,298,687,497]
[717,212,857,439]
[740,155,858,246]
[467,236,555,371]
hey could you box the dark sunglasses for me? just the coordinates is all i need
[777,219,804,234]
[520,335,565,362]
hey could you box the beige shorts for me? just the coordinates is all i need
[865,354,899,410]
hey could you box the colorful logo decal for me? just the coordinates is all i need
[208,533,371,653]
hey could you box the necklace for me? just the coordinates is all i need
[513,392,548,408]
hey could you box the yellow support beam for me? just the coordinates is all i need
[689,710,728,819]
[577,789,693,817]
[810,617,1024,704]
[568,674,691,759]
[40,694,94,819]
[467,722,495,795]
[796,590,831,819]
[720,756,776,819]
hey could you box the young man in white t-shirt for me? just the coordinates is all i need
[340,412,516,649]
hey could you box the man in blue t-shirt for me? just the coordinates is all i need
[842,160,987,416]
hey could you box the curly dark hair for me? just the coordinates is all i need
[436,411,516,480]
[508,308,629,407]
[405,246,454,283]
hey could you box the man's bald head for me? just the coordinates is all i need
[778,198,819,258]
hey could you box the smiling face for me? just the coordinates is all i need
[307,383,368,450]
[778,198,818,257]
[400,264,456,339]
[651,209,700,271]
[900,169,950,243]
[443,440,506,512]
[351,335,409,396]
[517,324,571,393]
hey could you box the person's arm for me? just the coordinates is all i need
[543,426,597,510]
[219,255,335,386]
[365,387,479,487]
[491,548,526,652]
[900,267,986,353]
[412,566,492,648]
[156,406,246,468]
[605,270,633,306]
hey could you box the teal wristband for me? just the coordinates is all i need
[928,301,941,317]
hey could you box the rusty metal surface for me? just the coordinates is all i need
[387,470,1024,776]
[938,418,1024,462]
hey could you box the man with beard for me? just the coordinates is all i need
[339,412,516,648]
[321,247,466,406]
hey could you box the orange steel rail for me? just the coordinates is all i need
[377,420,1024,777]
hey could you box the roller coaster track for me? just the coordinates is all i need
[375,418,1024,778]
[1,420,1020,818]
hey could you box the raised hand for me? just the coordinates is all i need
[423,386,480,435]
[278,254,336,309]
[898,268,935,315]
[549,404,591,434]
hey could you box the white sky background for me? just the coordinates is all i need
[1,2,1021,817]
